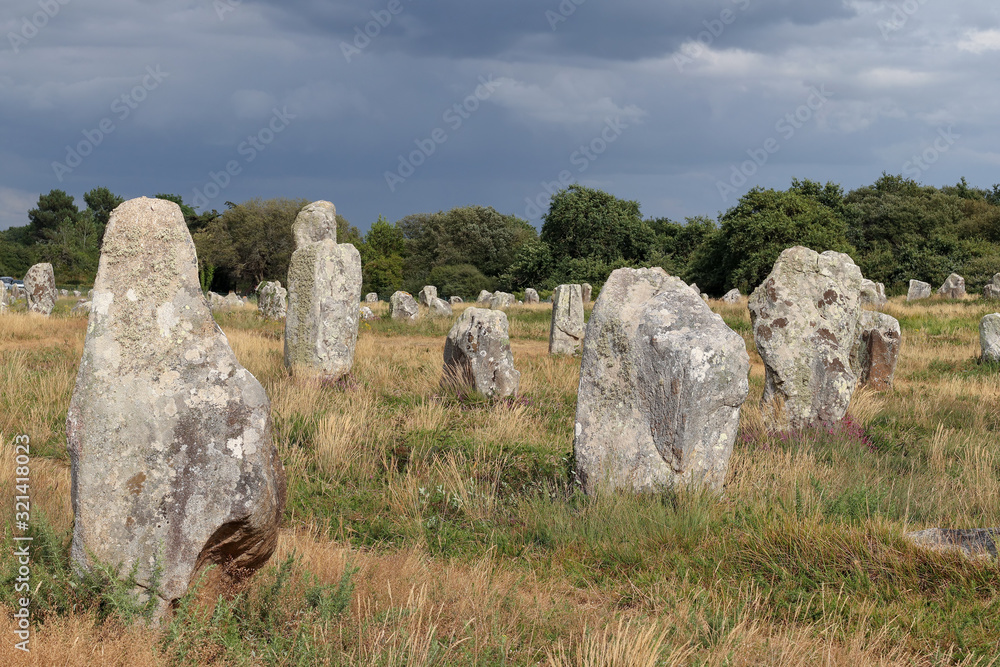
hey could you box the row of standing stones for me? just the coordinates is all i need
[20,196,1000,619]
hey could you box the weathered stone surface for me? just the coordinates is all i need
[476,290,492,304]
[390,291,420,320]
[549,284,584,355]
[850,311,901,391]
[73,290,82,298]
[523,288,539,304]
[489,291,515,309]
[907,280,931,301]
[24,263,56,315]
[0,281,7,313]
[749,247,863,430]
[359,306,376,321]
[442,307,520,398]
[688,282,699,294]
[87,289,94,299]
[284,207,362,381]
[71,299,91,316]
[574,267,750,494]
[722,288,741,304]
[581,283,592,303]
[60,289,67,296]
[224,292,242,309]
[983,274,1000,300]
[906,528,1000,560]
[981,313,1000,362]
[257,281,287,320]
[937,273,966,299]
[66,197,286,620]
[449,296,463,304]
[417,285,438,306]
[292,200,336,247]
[207,291,227,311]
[701,293,709,302]
[365,293,379,303]
[860,279,887,308]
[428,296,453,317]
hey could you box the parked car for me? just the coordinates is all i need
[0,277,14,286]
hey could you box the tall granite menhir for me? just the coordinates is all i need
[574,268,749,494]
[66,197,286,620]
[749,246,863,430]
[549,283,584,355]
[284,201,362,381]
[24,262,56,315]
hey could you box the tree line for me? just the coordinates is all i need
[4,174,1000,298]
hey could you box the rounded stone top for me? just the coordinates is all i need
[293,200,337,248]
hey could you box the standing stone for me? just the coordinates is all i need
[285,201,362,381]
[71,299,91,316]
[442,307,520,398]
[390,291,420,320]
[574,268,749,494]
[224,292,242,309]
[257,281,287,320]
[549,284,584,355]
[850,311,901,391]
[860,279,887,308]
[523,288,539,304]
[722,288,741,304]
[365,293,379,303]
[428,296,453,317]
[688,282,699,295]
[24,263,56,315]
[87,289,94,299]
[937,273,966,299]
[749,247,863,430]
[0,281,7,313]
[73,289,82,298]
[476,290,492,304]
[983,274,1000,300]
[417,285,438,306]
[449,296,463,304]
[581,283,592,303]
[981,314,1000,362]
[207,291,227,311]
[907,280,931,301]
[60,289,68,297]
[359,306,376,321]
[489,291,515,309]
[66,197,286,620]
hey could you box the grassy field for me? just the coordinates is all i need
[2,295,1000,665]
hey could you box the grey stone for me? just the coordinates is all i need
[0,281,7,313]
[749,246,863,430]
[937,273,966,299]
[292,200,336,247]
[73,290,82,298]
[365,293,379,303]
[688,282,699,294]
[906,528,1000,560]
[71,299,91,316]
[87,289,94,299]
[701,293,709,302]
[24,263,56,315]
[860,279,887,308]
[907,280,932,301]
[285,202,362,381]
[449,296,463,304]
[476,290,492,304]
[981,313,1000,362]
[574,267,749,494]
[390,291,420,320]
[850,311,901,391]
[549,284,584,355]
[442,307,520,398]
[489,291,515,309]
[417,285,438,306]
[66,197,285,620]
[523,288,539,304]
[207,291,227,311]
[224,292,242,309]
[983,274,1000,300]
[359,306,376,321]
[428,296,453,317]
[722,288,741,304]
[60,289,68,297]
[581,283,592,303]
[257,281,287,320]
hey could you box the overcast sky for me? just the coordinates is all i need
[1,0,997,232]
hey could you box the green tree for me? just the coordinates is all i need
[426,264,495,300]
[540,184,653,265]
[28,190,79,242]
